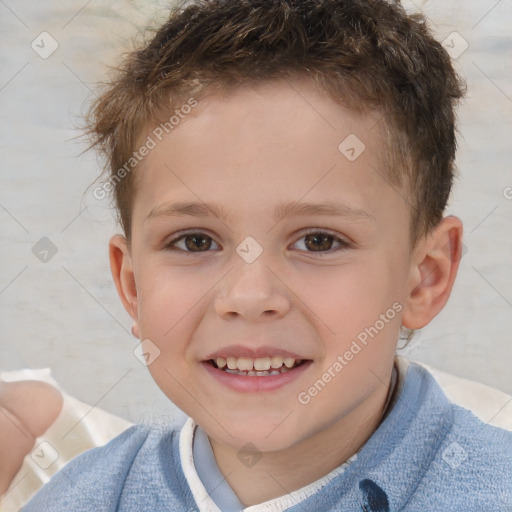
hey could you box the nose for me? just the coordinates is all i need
[214,257,291,322]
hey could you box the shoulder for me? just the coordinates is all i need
[418,359,512,431]
[407,405,512,511]
[444,404,510,491]
[405,360,512,510]
[21,422,183,512]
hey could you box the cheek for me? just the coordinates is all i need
[135,264,206,342]
[292,258,400,339]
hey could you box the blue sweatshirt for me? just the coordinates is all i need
[22,359,512,511]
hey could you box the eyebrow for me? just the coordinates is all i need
[146,200,375,223]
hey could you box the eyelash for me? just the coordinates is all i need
[163,229,351,255]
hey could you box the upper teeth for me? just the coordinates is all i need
[215,356,298,371]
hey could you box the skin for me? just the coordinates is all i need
[0,381,63,495]
[110,77,463,505]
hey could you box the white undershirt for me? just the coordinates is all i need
[180,364,398,512]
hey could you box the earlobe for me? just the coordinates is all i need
[401,216,463,330]
[109,234,139,326]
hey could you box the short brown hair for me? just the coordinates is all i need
[86,0,465,244]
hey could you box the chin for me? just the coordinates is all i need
[205,415,308,453]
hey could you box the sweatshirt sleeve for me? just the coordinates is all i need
[21,425,151,512]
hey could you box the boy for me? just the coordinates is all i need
[23,0,512,510]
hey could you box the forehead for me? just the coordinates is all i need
[167,78,384,155]
[133,78,404,230]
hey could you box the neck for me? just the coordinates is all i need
[208,377,393,506]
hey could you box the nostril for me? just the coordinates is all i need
[359,479,390,512]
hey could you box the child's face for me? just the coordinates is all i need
[114,78,418,451]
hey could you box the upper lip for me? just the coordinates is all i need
[204,345,310,360]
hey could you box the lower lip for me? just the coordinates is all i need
[201,360,313,392]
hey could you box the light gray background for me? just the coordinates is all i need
[1,0,511,423]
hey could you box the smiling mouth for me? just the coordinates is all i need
[208,356,307,376]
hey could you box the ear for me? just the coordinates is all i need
[401,216,463,330]
[109,234,139,337]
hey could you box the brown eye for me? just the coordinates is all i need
[166,232,220,252]
[294,231,348,253]
[185,234,211,251]
[304,233,335,251]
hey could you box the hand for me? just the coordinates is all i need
[0,380,63,495]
